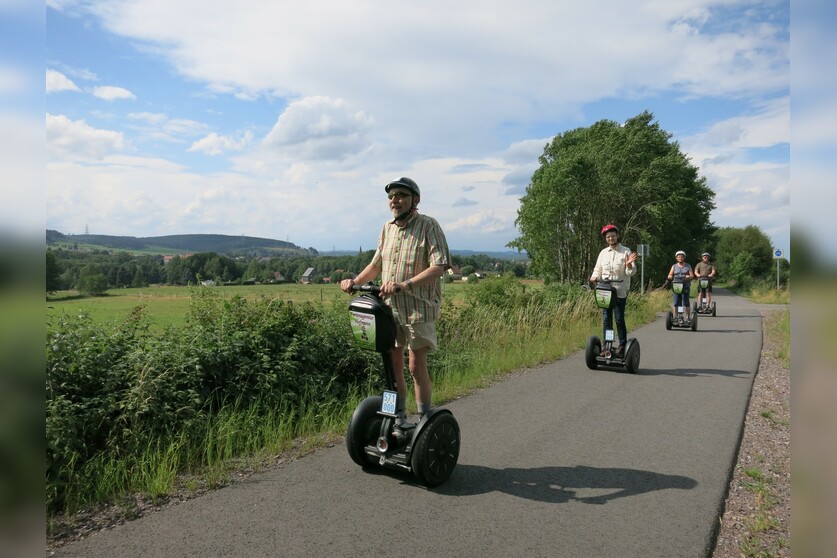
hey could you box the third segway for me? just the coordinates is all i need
[692,277,716,316]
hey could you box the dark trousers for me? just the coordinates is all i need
[602,296,628,346]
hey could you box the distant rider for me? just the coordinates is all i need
[694,252,717,307]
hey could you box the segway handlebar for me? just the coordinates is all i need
[350,282,401,295]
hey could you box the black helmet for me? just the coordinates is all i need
[385,177,420,198]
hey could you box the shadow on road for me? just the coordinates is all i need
[434,464,696,504]
[689,328,756,333]
[638,367,750,378]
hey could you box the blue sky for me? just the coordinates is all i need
[35,0,797,255]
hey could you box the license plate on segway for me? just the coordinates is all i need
[605,329,614,341]
[380,390,398,416]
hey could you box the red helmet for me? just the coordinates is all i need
[600,224,619,236]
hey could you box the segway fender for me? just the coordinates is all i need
[412,407,453,441]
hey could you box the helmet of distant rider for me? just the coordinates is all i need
[385,177,421,198]
[701,252,710,257]
[600,224,619,236]
[675,250,686,257]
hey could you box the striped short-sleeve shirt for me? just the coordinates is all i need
[371,212,450,324]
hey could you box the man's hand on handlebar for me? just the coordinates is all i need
[340,279,356,293]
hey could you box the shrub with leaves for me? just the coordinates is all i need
[46,290,378,514]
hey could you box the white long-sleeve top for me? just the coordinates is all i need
[590,243,637,298]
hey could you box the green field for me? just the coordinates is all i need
[46,282,480,330]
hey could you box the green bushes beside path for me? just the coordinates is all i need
[46,278,670,521]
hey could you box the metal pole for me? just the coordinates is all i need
[641,254,645,295]
[777,259,780,290]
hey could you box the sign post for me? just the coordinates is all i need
[773,249,784,289]
[636,244,649,294]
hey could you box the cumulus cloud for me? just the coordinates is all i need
[446,210,512,235]
[92,85,136,101]
[126,111,209,143]
[262,96,375,161]
[188,131,253,155]
[46,69,80,93]
[46,113,126,160]
[452,197,478,207]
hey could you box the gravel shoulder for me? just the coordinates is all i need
[711,307,790,557]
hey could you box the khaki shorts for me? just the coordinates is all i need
[394,321,437,351]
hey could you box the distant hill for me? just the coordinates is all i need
[46,230,312,257]
[46,230,529,260]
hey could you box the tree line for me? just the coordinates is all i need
[45,247,530,295]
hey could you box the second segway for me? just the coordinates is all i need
[665,275,698,331]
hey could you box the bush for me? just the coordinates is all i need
[46,290,379,514]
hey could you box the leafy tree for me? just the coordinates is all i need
[165,256,185,285]
[76,264,108,296]
[131,267,147,288]
[510,111,716,285]
[714,225,774,285]
[46,250,62,293]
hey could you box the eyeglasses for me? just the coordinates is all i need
[604,234,617,239]
[387,191,411,200]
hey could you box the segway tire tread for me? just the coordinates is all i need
[411,413,460,487]
[346,396,383,467]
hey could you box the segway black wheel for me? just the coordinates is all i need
[585,336,601,370]
[665,311,673,330]
[691,314,698,331]
[711,302,716,317]
[411,413,460,487]
[346,396,383,467]
[625,340,640,374]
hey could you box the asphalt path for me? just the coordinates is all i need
[52,288,762,558]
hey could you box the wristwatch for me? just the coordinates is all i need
[406,279,414,290]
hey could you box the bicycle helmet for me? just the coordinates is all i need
[701,252,710,257]
[675,250,686,257]
[600,224,619,236]
[385,177,421,198]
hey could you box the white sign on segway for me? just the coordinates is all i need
[380,390,398,416]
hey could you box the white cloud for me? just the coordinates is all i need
[685,96,790,153]
[262,96,375,161]
[125,111,209,143]
[188,131,253,155]
[92,85,136,101]
[46,113,126,160]
[46,69,80,93]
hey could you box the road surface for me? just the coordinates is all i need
[52,288,761,558]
